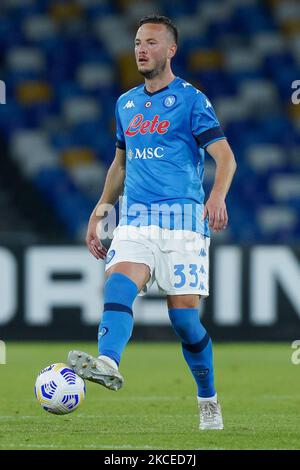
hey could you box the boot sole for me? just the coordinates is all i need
[67,350,124,391]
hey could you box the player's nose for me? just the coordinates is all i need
[137,43,148,54]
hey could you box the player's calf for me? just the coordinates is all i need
[98,272,138,366]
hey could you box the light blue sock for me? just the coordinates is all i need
[98,273,138,366]
[168,308,215,398]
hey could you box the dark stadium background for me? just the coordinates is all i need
[0,0,299,342]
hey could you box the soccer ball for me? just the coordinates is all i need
[35,363,86,415]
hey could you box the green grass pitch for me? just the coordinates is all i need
[0,342,299,450]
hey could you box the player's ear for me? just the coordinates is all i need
[168,43,177,60]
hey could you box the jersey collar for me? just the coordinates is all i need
[143,76,178,96]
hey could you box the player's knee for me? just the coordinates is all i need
[167,295,199,310]
[106,262,150,292]
[104,272,138,306]
[168,308,206,344]
[172,321,196,343]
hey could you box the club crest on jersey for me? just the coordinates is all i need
[125,114,170,136]
[164,95,176,107]
[145,101,152,108]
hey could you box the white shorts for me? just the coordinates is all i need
[104,225,210,297]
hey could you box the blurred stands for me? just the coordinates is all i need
[0,0,299,243]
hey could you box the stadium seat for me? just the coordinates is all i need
[62,96,102,125]
[16,80,52,105]
[62,147,96,168]
[188,50,223,71]
[49,2,83,22]
[23,14,58,41]
[6,47,45,72]
[11,129,60,177]
[269,174,300,202]
[246,144,287,173]
[68,161,106,200]
[77,63,115,90]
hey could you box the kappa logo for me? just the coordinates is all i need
[182,82,192,88]
[205,98,212,108]
[199,248,207,257]
[123,100,135,109]
[200,282,207,291]
[199,264,206,274]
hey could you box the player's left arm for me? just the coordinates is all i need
[204,139,237,232]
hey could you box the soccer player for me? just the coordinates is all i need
[68,15,236,430]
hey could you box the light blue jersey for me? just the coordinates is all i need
[115,76,226,236]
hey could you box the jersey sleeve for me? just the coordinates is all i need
[191,92,226,148]
[115,100,125,149]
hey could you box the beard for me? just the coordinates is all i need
[138,58,167,79]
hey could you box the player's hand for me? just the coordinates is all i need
[203,191,228,232]
[86,215,108,260]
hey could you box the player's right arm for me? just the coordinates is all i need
[86,147,126,259]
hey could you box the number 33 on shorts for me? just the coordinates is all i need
[173,263,208,294]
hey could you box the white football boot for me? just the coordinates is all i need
[67,350,124,391]
[198,395,224,430]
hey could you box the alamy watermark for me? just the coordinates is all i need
[0,341,6,364]
[291,340,300,365]
[95,197,207,249]
[0,80,6,104]
[291,80,300,105]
